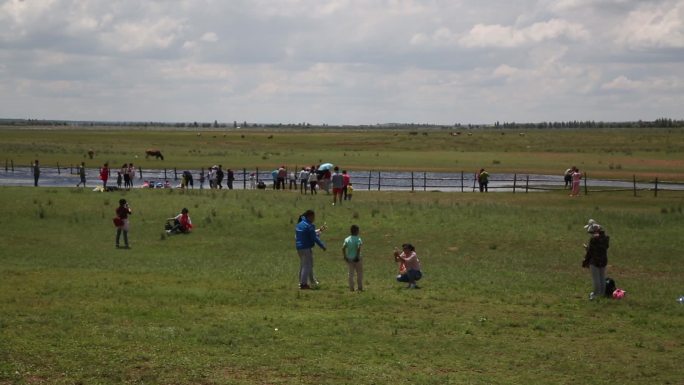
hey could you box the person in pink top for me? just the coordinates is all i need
[342,170,351,201]
[393,243,422,289]
[570,166,582,197]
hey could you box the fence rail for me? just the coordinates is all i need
[2,159,683,196]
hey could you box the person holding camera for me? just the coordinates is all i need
[581,219,609,300]
[394,243,422,289]
[295,210,327,289]
[114,199,132,249]
[342,225,363,291]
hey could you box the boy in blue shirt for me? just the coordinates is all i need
[342,225,363,291]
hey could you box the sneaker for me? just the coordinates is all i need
[589,292,596,300]
[300,284,311,290]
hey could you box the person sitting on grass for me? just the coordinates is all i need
[166,208,193,234]
[394,243,422,289]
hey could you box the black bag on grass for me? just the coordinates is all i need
[605,277,616,297]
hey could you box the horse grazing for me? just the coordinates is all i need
[145,149,164,160]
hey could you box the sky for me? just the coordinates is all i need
[0,0,683,125]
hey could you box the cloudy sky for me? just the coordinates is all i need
[1,0,683,124]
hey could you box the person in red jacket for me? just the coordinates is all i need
[100,162,110,189]
[166,208,193,234]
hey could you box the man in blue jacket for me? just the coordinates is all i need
[296,210,327,289]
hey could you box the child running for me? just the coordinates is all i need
[342,225,363,291]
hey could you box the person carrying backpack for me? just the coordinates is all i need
[581,219,610,300]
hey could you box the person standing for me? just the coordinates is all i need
[128,163,136,189]
[345,183,354,200]
[342,170,351,200]
[32,160,40,187]
[478,168,489,192]
[581,219,610,300]
[277,165,287,190]
[570,167,582,197]
[331,167,345,206]
[100,163,109,189]
[564,168,573,189]
[227,168,235,190]
[299,167,310,194]
[122,163,130,189]
[209,166,217,189]
[76,162,87,187]
[342,225,363,291]
[114,198,132,249]
[295,210,327,289]
[199,170,206,189]
[308,168,318,195]
[288,170,297,190]
[216,165,225,189]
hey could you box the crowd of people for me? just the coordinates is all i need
[24,158,612,298]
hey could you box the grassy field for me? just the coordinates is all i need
[1,186,683,384]
[1,127,683,180]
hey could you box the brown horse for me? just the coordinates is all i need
[145,149,164,160]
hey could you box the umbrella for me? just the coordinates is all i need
[318,163,334,170]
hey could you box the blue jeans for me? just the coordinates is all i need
[397,269,422,283]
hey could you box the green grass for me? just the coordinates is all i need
[1,127,684,180]
[1,187,683,384]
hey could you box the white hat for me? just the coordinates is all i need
[584,219,602,233]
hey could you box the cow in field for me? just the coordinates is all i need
[145,149,164,160]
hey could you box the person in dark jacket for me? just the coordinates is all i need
[295,210,327,289]
[32,160,40,187]
[581,219,610,300]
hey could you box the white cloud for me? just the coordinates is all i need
[100,17,185,52]
[199,32,218,43]
[458,19,589,48]
[615,1,684,49]
[0,0,682,123]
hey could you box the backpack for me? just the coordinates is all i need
[605,277,616,297]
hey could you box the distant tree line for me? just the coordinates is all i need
[1,118,682,129]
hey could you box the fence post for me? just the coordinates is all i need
[513,174,517,194]
[368,171,372,191]
[377,171,381,191]
[164,168,167,180]
[633,175,637,197]
[139,167,143,179]
[411,172,414,192]
[174,168,178,181]
[584,173,588,195]
[243,168,247,189]
[525,175,529,193]
[461,171,464,192]
[256,167,259,182]
[654,177,658,197]
[472,173,476,192]
[423,172,427,191]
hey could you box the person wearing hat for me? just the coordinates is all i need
[581,219,610,300]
